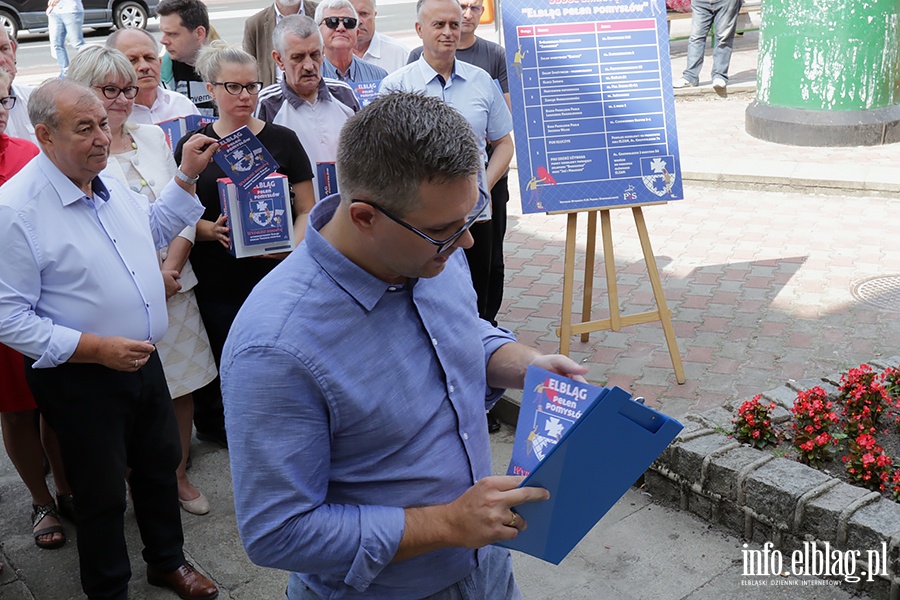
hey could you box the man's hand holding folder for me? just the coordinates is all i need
[394,345,588,564]
[395,476,549,562]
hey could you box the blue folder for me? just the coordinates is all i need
[497,378,683,564]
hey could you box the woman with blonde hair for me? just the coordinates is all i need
[68,45,218,515]
[173,41,315,446]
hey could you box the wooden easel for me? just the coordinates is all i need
[555,204,686,384]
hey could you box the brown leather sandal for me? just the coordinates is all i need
[32,502,66,550]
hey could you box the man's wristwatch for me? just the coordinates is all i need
[175,169,200,185]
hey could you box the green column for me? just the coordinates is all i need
[746,0,900,146]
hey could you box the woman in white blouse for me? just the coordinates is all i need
[68,46,217,516]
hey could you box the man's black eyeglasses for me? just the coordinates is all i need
[321,16,358,29]
[0,95,16,110]
[95,85,139,100]
[353,191,489,254]
[212,81,264,96]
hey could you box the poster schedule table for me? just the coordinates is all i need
[506,10,683,213]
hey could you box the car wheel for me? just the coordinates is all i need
[0,10,18,41]
[113,1,148,30]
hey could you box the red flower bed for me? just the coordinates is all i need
[731,363,900,498]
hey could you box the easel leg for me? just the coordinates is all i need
[580,211,597,343]
[632,207,686,384]
[601,210,621,332]
[559,213,578,356]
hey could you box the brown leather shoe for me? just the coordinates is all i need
[147,562,218,600]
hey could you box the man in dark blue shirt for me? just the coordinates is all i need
[222,91,587,599]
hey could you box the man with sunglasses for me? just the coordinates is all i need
[315,0,388,83]
[221,91,586,599]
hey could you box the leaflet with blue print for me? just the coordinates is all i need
[213,126,278,193]
[352,81,380,107]
[507,366,610,477]
[217,173,294,259]
[317,163,338,199]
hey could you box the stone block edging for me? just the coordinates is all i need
[645,356,900,597]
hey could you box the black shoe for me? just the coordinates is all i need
[56,493,76,522]
[487,414,502,434]
[196,429,228,449]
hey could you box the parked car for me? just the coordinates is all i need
[0,0,157,40]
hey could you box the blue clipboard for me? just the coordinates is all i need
[496,381,683,564]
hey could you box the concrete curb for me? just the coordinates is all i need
[645,355,900,597]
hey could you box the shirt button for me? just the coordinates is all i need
[134,158,140,165]
[148,180,155,186]
[462,432,469,440]
[448,384,455,393]
[432,338,438,346]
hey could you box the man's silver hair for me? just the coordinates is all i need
[195,40,258,83]
[106,27,160,53]
[67,46,138,88]
[272,14,323,55]
[337,91,481,214]
[314,0,358,25]
[417,0,459,20]
[28,79,98,130]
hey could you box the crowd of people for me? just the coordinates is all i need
[0,0,579,598]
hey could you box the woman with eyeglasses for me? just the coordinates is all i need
[67,46,219,516]
[0,67,75,550]
[173,41,314,447]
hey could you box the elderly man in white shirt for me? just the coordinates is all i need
[350,0,409,73]
[107,28,200,124]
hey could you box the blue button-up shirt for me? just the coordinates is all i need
[221,195,517,599]
[380,56,513,164]
[323,55,389,84]
[0,153,204,367]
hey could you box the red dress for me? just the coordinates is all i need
[0,133,40,412]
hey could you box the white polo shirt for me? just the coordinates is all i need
[129,86,201,125]
[256,77,359,200]
[360,31,410,74]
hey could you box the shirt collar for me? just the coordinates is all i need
[365,31,383,59]
[415,54,461,87]
[281,76,333,109]
[273,1,304,19]
[306,194,406,311]
[150,85,170,112]
[325,56,357,81]
[37,152,111,207]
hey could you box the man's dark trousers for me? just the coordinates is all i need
[26,352,185,600]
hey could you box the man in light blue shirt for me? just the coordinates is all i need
[316,0,389,83]
[380,0,513,321]
[0,79,219,600]
[221,92,587,599]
